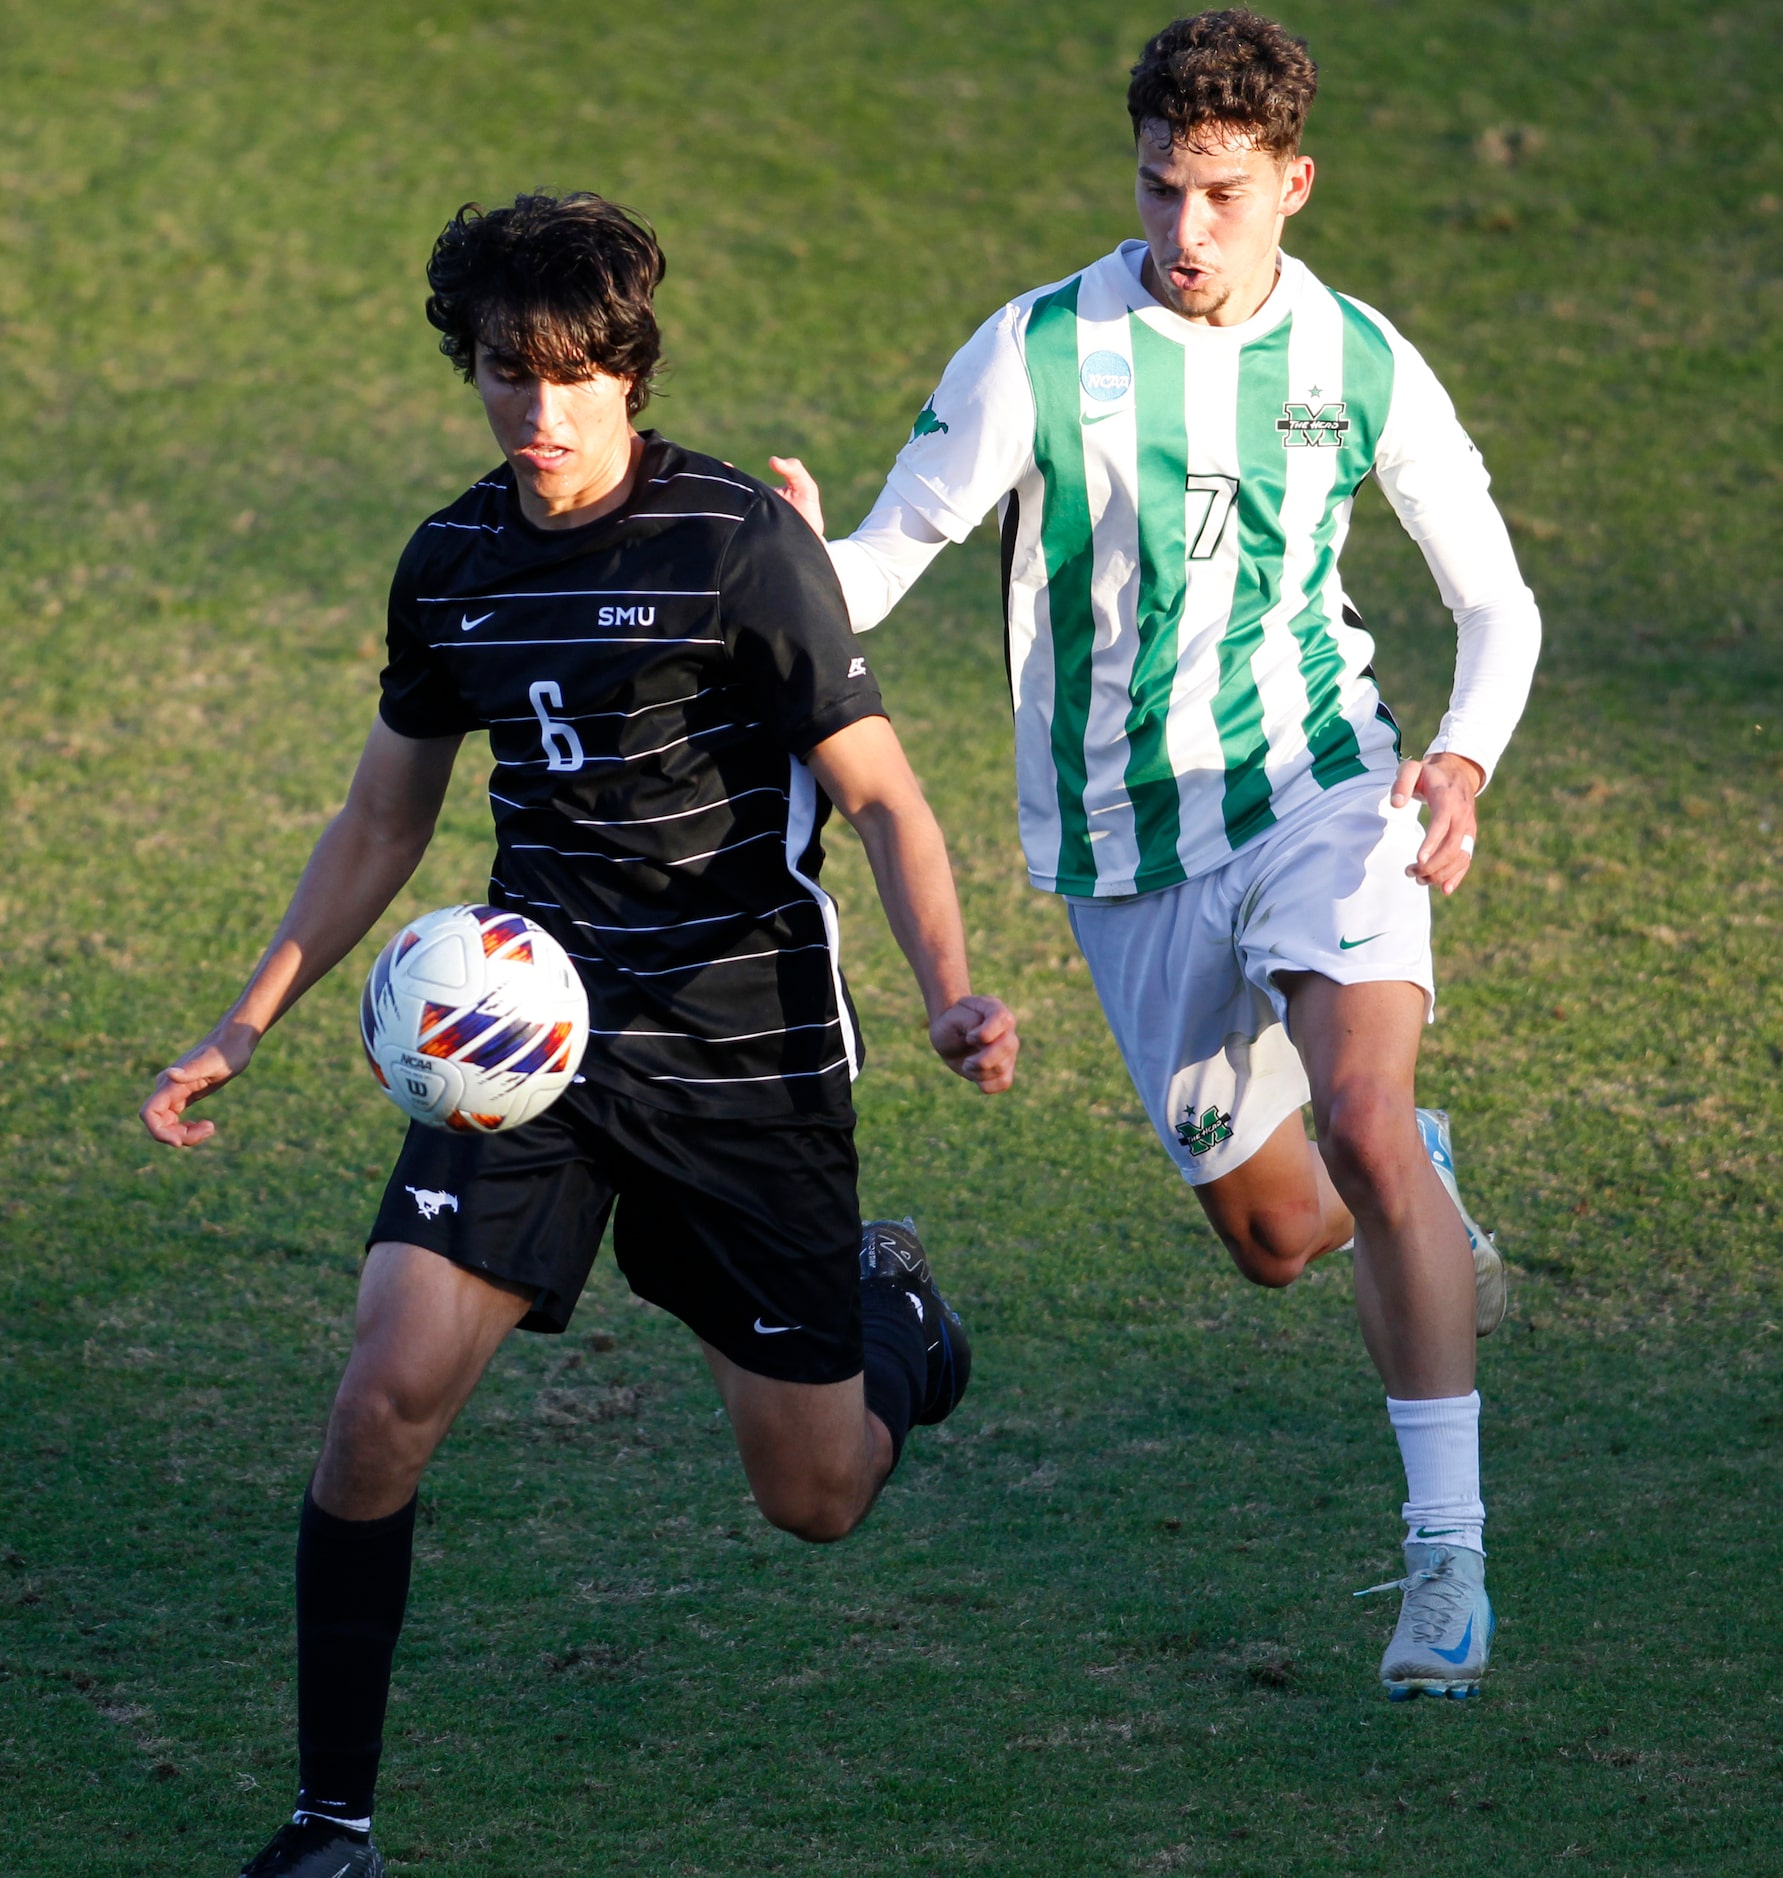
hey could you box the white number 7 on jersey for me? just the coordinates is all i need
[1184,474,1240,561]
[528,680,586,772]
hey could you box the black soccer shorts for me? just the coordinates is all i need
[367,1080,864,1385]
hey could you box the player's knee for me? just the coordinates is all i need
[327,1376,444,1479]
[1316,1082,1415,1209]
[778,1505,862,1545]
[1221,1220,1314,1288]
[760,1498,862,1545]
[751,1472,868,1545]
[1205,1183,1327,1287]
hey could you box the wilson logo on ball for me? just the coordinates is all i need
[360,905,589,1134]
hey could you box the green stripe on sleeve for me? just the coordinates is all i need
[1123,314,1188,889]
[1214,318,1293,848]
[1024,279,1097,887]
[1290,296,1397,790]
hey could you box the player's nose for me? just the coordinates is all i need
[1173,193,1212,249]
[527,378,568,428]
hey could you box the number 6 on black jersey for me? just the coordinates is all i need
[528,680,586,772]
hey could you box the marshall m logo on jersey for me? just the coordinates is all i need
[1276,400,1352,448]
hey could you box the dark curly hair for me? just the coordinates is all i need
[425,192,666,417]
[1127,10,1318,157]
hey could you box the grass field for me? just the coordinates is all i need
[2,1,1781,1873]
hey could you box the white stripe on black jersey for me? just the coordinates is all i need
[380,435,885,1118]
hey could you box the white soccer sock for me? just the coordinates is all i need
[1386,1391,1485,1556]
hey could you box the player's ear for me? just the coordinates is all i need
[1280,153,1315,218]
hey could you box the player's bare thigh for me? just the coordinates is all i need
[1283,974,1426,1163]
[313,1242,532,1520]
[699,1343,892,1544]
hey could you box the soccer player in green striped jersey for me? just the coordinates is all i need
[775,9,1539,1697]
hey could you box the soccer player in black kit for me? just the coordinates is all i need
[140,193,1019,1878]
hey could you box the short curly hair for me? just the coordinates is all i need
[425,192,666,417]
[1127,10,1318,157]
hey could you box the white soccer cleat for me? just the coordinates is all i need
[1416,1107,1506,1338]
[1358,1541,1495,1700]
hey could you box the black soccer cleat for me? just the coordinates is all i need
[237,1818,384,1878]
[860,1217,972,1424]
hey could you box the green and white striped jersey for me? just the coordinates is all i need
[880,242,1516,898]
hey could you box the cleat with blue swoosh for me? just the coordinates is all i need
[1416,1108,1508,1337]
[1357,1541,1494,1699]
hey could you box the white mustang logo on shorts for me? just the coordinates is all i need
[406,1187,460,1221]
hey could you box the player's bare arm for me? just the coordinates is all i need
[807,713,1018,1094]
[139,719,461,1147]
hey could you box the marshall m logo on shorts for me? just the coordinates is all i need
[1176,1106,1235,1157]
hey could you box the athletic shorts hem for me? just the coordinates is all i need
[367,1084,865,1377]
[1069,777,1434,1187]
[1172,1084,1312,1189]
[365,1221,579,1334]
[1260,959,1437,1033]
[671,1306,866,1387]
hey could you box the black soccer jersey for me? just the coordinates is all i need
[378,435,886,1119]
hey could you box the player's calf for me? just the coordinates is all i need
[712,1363,892,1544]
[707,1220,973,1546]
[1416,1107,1508,1338]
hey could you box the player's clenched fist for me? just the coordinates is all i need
[929,994,1020,1094]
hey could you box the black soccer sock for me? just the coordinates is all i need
[860,1287,927,1469]
[293,1486,417,1832]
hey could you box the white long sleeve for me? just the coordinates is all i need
[1388,474,1541,787]
[1422,586,1541,787]
[825,296,1036,632]
[824,485,951,632]
[1360,302,1541,785]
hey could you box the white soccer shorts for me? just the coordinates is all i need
[1066,777,1435,1187]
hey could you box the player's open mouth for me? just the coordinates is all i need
[518,445,571,469]
[1170,265,1212,290]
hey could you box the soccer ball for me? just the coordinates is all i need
[360,904,589,1133]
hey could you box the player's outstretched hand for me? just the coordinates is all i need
[1393,753,1485,896]
[768,456,825,537]
[929,995,1019,1094]
[139,1023,259,1147]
